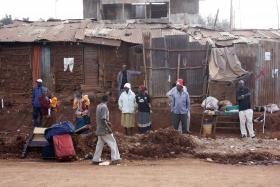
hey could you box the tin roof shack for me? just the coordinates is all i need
[187,28,280,107]
[83,0,199,24]
[0,20,189,105]
[0,20,128,104]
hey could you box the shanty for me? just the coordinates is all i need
[1,0,280,186]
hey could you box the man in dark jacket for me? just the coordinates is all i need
[32,79,48,127]
[236,80,255,138]
[117,65,142,96]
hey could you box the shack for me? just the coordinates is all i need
[0,19,186,104]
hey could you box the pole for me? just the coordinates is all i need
[177,54,181,79]
[230,0,233,31]
[214,9,219,29]
[55,0,58,19]
[276,0,280,29]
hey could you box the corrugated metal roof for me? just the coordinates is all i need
[1,19,280,46]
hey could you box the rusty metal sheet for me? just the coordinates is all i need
[144,33,209,98]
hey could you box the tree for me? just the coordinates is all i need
[0,14,13,26]
[197,14,230,31]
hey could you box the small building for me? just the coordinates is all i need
[0,19,186,104]
[83,0,199,24]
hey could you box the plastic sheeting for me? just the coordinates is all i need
[44,121,75,142]
[209,47,248,82]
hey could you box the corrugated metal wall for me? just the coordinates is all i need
[83,45,99,88]
[143,34,209,98]
[220,40,280,107]
[41,47,53,91]
[256,40,280,106]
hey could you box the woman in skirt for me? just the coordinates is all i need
[118,83,137,136]
[136,85,152,133]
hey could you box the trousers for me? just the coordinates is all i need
[92,134,121,162]
[172,113,189,134]
[239,109,255,137]
[33,107,43,127]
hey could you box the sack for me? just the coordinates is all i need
[53,134,76,161]
[266,104,280,113]
[44,121,75,142]
[201,96,219,110]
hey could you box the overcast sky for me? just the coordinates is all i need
[0,0,279,29]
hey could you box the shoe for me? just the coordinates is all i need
[92,161,101,165]
[251,136,256,139]
[241,135,247,139]
[110,160,121,165]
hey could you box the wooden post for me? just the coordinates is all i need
[177,53,181,79]
[142,32,151,93]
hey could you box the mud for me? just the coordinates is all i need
[73,128,195,160]
[1,102,280,165]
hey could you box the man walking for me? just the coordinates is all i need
[117,65,142,96]
[236,80,255,138]
[167,79,191,134]
[32,79,48,127]
[92,95,121,165]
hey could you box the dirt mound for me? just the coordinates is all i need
[73,128,195,160]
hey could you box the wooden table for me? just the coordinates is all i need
[200,111,240,136]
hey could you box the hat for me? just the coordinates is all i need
[36,79,43,83]
[176,79,184,87]
[124,83,131,89]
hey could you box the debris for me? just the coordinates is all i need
[206,158,213,162]
[99,161,110,166]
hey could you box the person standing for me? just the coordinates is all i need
[236,80,255,138]
[92,95,121,165]
[73,91,90,129]
[32,79,48,127]
[166,79,191,133]
[136,85,152,133]
[118,83,137,136]
[167,79,191,134]
[117,65,142,96]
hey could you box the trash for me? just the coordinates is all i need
[206,158,213,162]
[99,161,110,166]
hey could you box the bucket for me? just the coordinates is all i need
[202,124,213,137]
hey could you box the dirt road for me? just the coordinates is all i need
[0,158,279,187]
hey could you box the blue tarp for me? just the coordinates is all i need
[44,121,75,142]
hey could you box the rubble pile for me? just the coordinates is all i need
[73,128,196,160]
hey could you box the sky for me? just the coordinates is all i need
[0,0,279,29]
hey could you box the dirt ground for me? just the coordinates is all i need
[0,158,280,187]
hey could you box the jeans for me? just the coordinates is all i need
[33,107,43,127]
